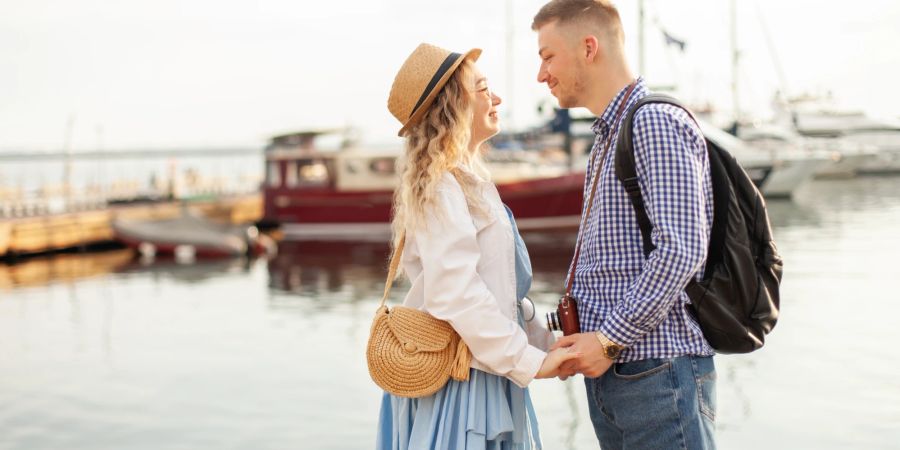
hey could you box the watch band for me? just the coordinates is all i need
[595,331,624,359]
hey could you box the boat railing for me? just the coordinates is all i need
[0,175,263,220]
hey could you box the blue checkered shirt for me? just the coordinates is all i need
[571,77,715,362]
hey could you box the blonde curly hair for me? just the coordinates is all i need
[390,59,492,264]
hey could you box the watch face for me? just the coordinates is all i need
[605,346,622,359]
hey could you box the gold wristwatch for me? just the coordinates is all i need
[595,332,624,359]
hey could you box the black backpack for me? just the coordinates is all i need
[615,94,783,354]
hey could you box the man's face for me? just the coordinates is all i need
[536,20,586,109]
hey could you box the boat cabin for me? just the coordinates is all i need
[262,130,401,229]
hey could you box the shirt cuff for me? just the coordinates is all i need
[598,308,648,348]
[506,346,546,388]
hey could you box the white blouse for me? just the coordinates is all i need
[400,170,555,388]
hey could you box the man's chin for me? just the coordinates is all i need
[549,92,572,108]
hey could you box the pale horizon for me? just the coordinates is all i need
[2,0,898,151]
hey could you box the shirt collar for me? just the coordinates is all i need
[454,163,490,185]
[591,76,648,136]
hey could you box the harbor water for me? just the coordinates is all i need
[1,176,899,449]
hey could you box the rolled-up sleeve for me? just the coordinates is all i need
[520,297,556,352]
[414,183,545,387]
[599,107,710,347]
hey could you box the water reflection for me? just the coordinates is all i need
[0,249,134,290]
[115,255,254,283]
[267,240,390,295]
[0,177,898,450]
[777,176,900,228]
[264,233,585,314]
[0,251,262,291]
[765,199,822,230]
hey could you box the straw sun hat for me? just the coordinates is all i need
[388,43,482,136]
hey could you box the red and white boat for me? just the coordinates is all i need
[261,130,586,240]
[261,125,814,240]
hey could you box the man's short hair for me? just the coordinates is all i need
[532,0,624,45]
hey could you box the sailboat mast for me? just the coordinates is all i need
[730,0,740,129]
[63,114,75,211]
[505,0,515,130]
[638,0,646,76]
[754,2,790,103]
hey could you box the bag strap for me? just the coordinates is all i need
[377,168,470,308]
[614,94,695,258]
[379,234,405,309]
[565,82,637,296]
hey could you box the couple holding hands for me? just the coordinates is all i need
[377,1,717,449]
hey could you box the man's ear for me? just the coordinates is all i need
[584,35,601,62]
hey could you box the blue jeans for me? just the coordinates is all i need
[584,355,716,450]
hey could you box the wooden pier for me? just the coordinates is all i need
[0,248,135,290]
[0,194,263,258]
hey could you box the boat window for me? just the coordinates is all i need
[283,159,331,187]
[285,162,299,187]
[369,158,396,175]
[267,161,282,187]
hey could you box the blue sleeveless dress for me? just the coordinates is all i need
[376,205,542,450]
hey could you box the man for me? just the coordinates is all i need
[532,1,717,448]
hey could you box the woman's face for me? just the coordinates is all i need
[468,65,502,148]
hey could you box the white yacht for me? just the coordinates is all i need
[698,120,830,199]
[564,117,827,199]
[777,97,900,175]
[738,122,878,179]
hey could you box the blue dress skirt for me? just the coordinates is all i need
[376,206,542,450]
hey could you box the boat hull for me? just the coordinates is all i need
[759,157,829,198]
[112,214,271,258]
[268,172,586,239]
[265,163,809,239]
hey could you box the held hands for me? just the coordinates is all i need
[550,333,615,379]
[535,347,582,379]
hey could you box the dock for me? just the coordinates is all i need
[0,194,262,259]
[0,248,135,289]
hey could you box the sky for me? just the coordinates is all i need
[2,0,899,151]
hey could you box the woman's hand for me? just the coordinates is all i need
[535,347,582,379]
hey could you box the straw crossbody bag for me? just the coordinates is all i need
[366,234,472,398]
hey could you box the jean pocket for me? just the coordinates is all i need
[692,358,717,422]
[612,358,672,380]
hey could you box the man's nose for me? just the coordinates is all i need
[537,66,547,83]
[492,92,502,106]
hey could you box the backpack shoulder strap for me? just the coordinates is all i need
[614,93,693,258]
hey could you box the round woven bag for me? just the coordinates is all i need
[367,305,468,398]
[366,236,471,398]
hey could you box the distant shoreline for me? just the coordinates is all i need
[0,148,262,161]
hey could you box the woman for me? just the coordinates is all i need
[377,43,576,449]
